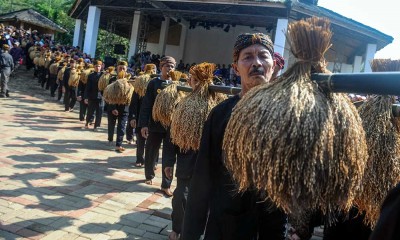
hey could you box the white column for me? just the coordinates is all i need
[128,11,141,59]
[364,43,377,72]
[353,56,363,73]
[274,18,288,71]
[73,19,84,48]
[158,17,170,56]
[178,24,188,62]
[83,6,101,58]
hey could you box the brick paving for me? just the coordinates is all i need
[0,68,325,240]
[0,69,173,239]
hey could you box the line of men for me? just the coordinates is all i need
[23,32,399,240]
[24,33,291,239]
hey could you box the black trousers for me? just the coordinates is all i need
[44,70,50,90]
[86,99,103,128]
[135,127,146,165]
[39,67,47,87]
[49,74,58,97]
[144,131,173,189]
[57,81,63,101]
[64,88,77,111]
[79,100,88,121]
[107,109,128,147]
[172,177,191,234]
[126,118,135,141]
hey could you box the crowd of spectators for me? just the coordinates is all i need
[129,51,240,86]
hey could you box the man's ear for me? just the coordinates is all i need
[232,63,239,76]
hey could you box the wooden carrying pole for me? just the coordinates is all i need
[164,72,400,95]
[163,72,400,116]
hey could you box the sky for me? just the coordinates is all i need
[318,0,399,59]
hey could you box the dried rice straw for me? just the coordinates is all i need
[57,64,67,82]
[152,71,186,127]
[80,65,94,85]
[355,59,400,227]
[103,71,134,105]
[170,63,227,151]
[133,65,157,97]
[222,17,368,219]
[98,67,115,91]
[133,74,152,97]
[68,66,82,87]
[49,62,60,75]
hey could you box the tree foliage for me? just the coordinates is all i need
[0,0,75,44]
[0,0,129,59]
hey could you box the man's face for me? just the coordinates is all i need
[233,44,274,89]
[94,64,102,72]
[70,62,76,68]
[161,63,175,78]
[118,65,127,73]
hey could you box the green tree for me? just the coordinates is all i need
[0,0,129,58]
[0,0,75,44]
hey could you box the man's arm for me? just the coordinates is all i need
[138,80,154,128]
[84,75,91,100]
[63,68,70,88]
[128,91,138,120]
[77,81,84,97]
[9,55,14,70]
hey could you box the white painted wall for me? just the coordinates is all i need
[326,62,353,73]
[146,25,271,66]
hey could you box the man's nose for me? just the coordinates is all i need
[252,57,262,67]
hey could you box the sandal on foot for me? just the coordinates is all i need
[145,179,152,185]
[115,146,125,152]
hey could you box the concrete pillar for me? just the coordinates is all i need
[83,6,101,58]
[128,11,141,59]
[158,17,170,56]
[73,19,84,48]
[364,43,377,72]
[353,56,363,73]
[178,24,188,62]
[274,18,288,71]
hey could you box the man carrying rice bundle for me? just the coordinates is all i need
[182,33,287,240]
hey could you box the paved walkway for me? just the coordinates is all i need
[0,69,174,239]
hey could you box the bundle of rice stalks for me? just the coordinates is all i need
[29,49,38,60]
[80,66,94,85]
[44,60,51,69]
[222,17,368,218]
[33,56,40,66]
[355,59,400,227]
[49,62,60,75]
[103,78,134,105]
[57,64,67,82]
[98,67,115,91]
[133,74,152,97]
[38,56,46,67]
[68,67,82,87]
[371,59,400,72]
[152,71,186,127]
[170,63,227,151]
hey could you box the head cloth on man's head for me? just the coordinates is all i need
[160,56,176,68]
[233,33,274,62]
